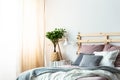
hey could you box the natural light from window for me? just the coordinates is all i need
[0,0,22,79]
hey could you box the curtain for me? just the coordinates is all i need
[19,0,45,72]
[0,0,22,80]
[15,0,45,75]
[0,0,45,79]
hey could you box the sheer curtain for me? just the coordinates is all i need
[0,0,20,80]
[0,0,45,79]
[18,0,45,73]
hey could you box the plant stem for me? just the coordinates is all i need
[53,43,56,52]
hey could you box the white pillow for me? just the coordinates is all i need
[93,50,119,67]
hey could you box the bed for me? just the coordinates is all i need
[17,32,120,80]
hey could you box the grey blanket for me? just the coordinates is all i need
[16,66,120,80]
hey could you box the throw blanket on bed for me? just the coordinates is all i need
[16,66,120,80]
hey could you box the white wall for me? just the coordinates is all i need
[45,0,120,66]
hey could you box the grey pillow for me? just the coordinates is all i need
[79,55,103,67]
[72,53,94,66]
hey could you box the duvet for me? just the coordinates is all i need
[16,66,120,80]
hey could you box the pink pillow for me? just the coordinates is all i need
[80,44,104,54]
[103,44,120,67]
[103,44,112,51]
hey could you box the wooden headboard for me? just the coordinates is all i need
[77,32,120,54]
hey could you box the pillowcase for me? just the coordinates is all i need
[103,44,112,51]
[103,44,120,67]
[79,44,104,54]
[72,53,94,66]
[79,55,103,67]
[94,50,119,67]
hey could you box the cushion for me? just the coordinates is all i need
[103,44,120,67]
[94,50,119,67]
[72,53,94,66]
[80,44,104,54]
[79,55,103,67]
[103,44,112,51]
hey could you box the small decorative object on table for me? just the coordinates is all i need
[50,60,72,67]
[46,28,66,62]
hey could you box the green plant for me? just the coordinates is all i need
[46,28,66,52]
